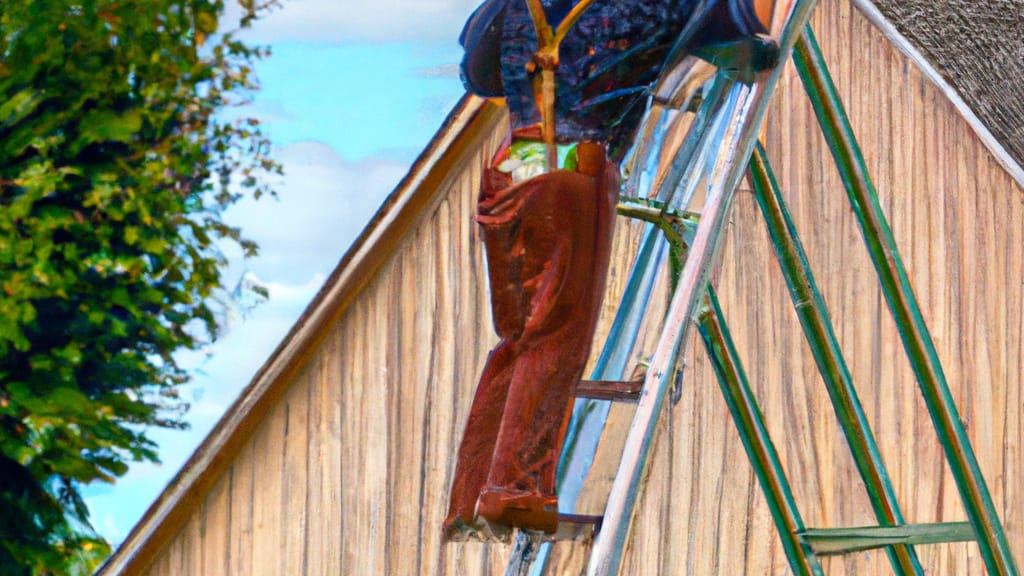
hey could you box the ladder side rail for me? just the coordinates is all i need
[556,230,667,502]
[587,4,820,573]
[585,82,744,575]
[792,26,1019,576]
[698,288,825,576]
[506,228,668,576]
[749,144,924,574]
[512,75,737,576]
[623,60,722,199]
[649,77,733,206]
[555,74,736,507]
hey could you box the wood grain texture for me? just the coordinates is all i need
[199,467,229,574]
[250,397,285,576]
[226,444,254,575]
[126,1,1022,573]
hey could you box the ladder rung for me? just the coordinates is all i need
[542,514,603,542]
[799,522,975,555]
[575,379,644,402]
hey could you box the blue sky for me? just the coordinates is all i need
[84,0,477,544]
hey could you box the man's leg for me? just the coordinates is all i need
[476,143,618,534]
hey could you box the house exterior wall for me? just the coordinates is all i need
[135,110,516,575]
[130,0,1022,573]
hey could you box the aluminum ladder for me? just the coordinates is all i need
[498,1,1020,574]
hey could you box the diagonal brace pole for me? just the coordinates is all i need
[792,26,1018,576]
[749,144,924,575]
[698,288,824,576]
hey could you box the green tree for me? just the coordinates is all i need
[0,1,278,572]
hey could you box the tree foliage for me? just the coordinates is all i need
[0,1,278,572]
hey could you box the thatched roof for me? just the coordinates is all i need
[866,0,1024,181]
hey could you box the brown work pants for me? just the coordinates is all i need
[444,142,617,539]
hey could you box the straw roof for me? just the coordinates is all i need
[869,0,1024,174]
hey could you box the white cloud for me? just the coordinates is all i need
[263,271,329,303]
[225,140,407,281]
[224,0,482,43]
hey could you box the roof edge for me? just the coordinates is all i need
[852,0,1024,190]
[99,94,504,575]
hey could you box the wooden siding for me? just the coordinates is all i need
[124,0,1022,573]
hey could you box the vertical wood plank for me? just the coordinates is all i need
[306,333,343,574]
[250,401,285,576]
[165,531,185,576]
[227,444,254,576]
[340,295,367,571]
[283,369,310,575]
[201,475,231,575]
[185,512,202,575]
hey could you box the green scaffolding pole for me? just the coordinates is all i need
[749,144,923,575]
[698,288,824,576]
[792,26,1018,576]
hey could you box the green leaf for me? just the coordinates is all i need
[74,109,143,149]
[124,226,139,246]
[47,387,91,415]
[0,0,281,568]
[0,88,43,128]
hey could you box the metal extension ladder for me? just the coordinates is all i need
[499,2,1020,574]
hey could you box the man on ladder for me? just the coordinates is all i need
[443,0,777,541]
